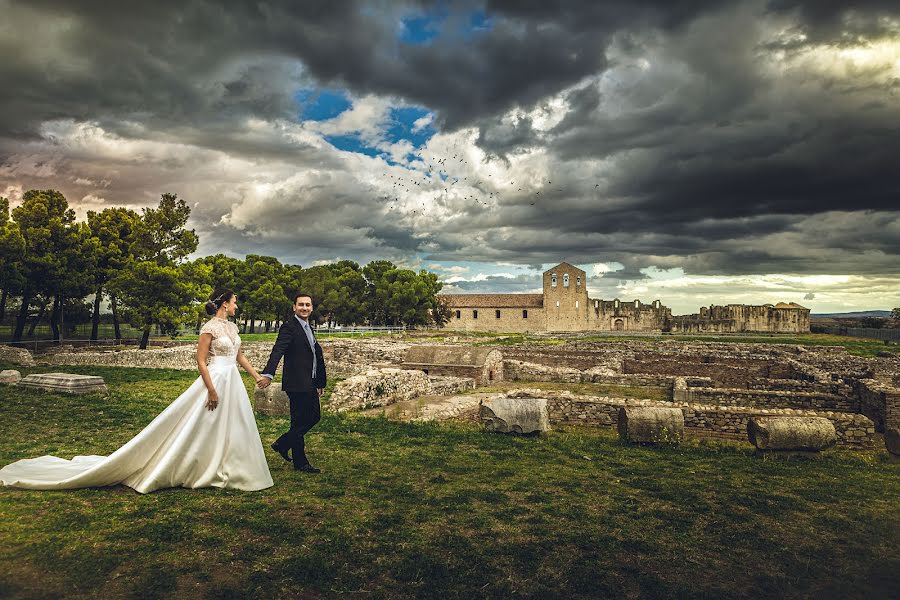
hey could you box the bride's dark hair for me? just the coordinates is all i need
[205,289,235,316]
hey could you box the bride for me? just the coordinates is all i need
[0,289,274,493]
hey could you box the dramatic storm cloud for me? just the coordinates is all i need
[1,0,898,312]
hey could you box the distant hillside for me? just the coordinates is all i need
[811,310,892,318]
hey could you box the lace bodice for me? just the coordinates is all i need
[199,318,241,357]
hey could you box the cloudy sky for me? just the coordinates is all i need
[1,0,899,314]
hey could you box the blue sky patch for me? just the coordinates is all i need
[398,6,493,46]
[323,134,386,159]
[296,88,352,122]
[386,107,436,149]
[399,7,447,45]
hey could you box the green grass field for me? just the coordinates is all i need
[1,363,898,599]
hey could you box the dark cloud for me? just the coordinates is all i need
[1,0,899,286]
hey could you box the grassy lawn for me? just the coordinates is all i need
[1,364,898,599]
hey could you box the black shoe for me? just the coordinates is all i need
[271,442,291,463]
[294,463,321,473]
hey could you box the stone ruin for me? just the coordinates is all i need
[10,334,899,451]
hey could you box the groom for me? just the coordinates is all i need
[258,292,326,473]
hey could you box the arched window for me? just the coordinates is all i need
[455,310,461,319]
[575,300,579,308]
[576,276,581,287]
[473,310,478,319]
[551,273,557,287]
[495,310,501,319]
[563,273,570,288]
[614,299,619,308]
[556,300,560,308]
[522,309,528,319]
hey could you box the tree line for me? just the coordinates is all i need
[0,190,451,348]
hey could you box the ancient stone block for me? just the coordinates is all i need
[480,397,550,434]
[0,345,35,367]
[617,406,684,444]
[885,428,900,456]
[16,373,107,394]
[0,370,21,384]
[253,382,291,416]
[747,416,837,451]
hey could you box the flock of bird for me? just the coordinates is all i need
[383,148,586,216]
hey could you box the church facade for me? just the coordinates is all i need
[438,262,810,334]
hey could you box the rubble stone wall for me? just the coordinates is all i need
[0,345,36,367]
[535,390,875,448]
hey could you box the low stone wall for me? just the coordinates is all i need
[678,385,858,413]
[504,360,677,389]
[504,359,583,382]
[0,344,36,367]
[36,338,414,377]
[511,389,875,448]
[856,379,900,432]
[681,405,873,449]
[329,368,430,412]
[427,375,476,396]
[746,378,852,395]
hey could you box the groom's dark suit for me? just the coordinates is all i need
[262,316,326,467]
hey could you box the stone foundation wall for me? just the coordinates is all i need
[856,379,900,432]
[427,375,476,396]
[511,389,875,448]
[623,357,788,387]
[329,368,430,411]
[500,347,623,371]
[0,344,36,367]
[678,386,858,413]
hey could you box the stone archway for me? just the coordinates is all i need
[614,319,624,331]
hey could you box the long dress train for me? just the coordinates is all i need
[0,318,273,494]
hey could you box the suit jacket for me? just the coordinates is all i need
[262,317,326,393]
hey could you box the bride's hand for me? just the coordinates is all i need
[206,389,219,411]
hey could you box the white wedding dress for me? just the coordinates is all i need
[0,318,273,494]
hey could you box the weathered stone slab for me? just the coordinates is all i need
[885,428,900,456]
[0,344,35,367]
[16,373,107,394]
[253,382,291,416]
[617,406,684,444]
[0,370,21,384]
[747,416,837,451]
[479,397,550,434]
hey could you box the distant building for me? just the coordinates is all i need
[438,262,810,334]
[669,302,810,334]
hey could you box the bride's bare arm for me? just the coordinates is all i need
[237,350,265,385]
[197,333,218,410]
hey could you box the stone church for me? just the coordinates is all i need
[438,262,810,334]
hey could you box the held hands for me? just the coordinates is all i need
[206,389,219,411]
[317,388,324,398]
[256,377,271,389]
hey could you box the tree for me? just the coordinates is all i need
[298,265,339,326]
[330,261,368,326]
[432,295,453,328]
[892,308,900,321]
[192,253,242,329]
[87,207,141,340]
[111,261,210,345]
[362,260,397,325]
[236,255,286,332]
[0,197,25,324]
[110,193,200,349]
[10,190,95,343]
